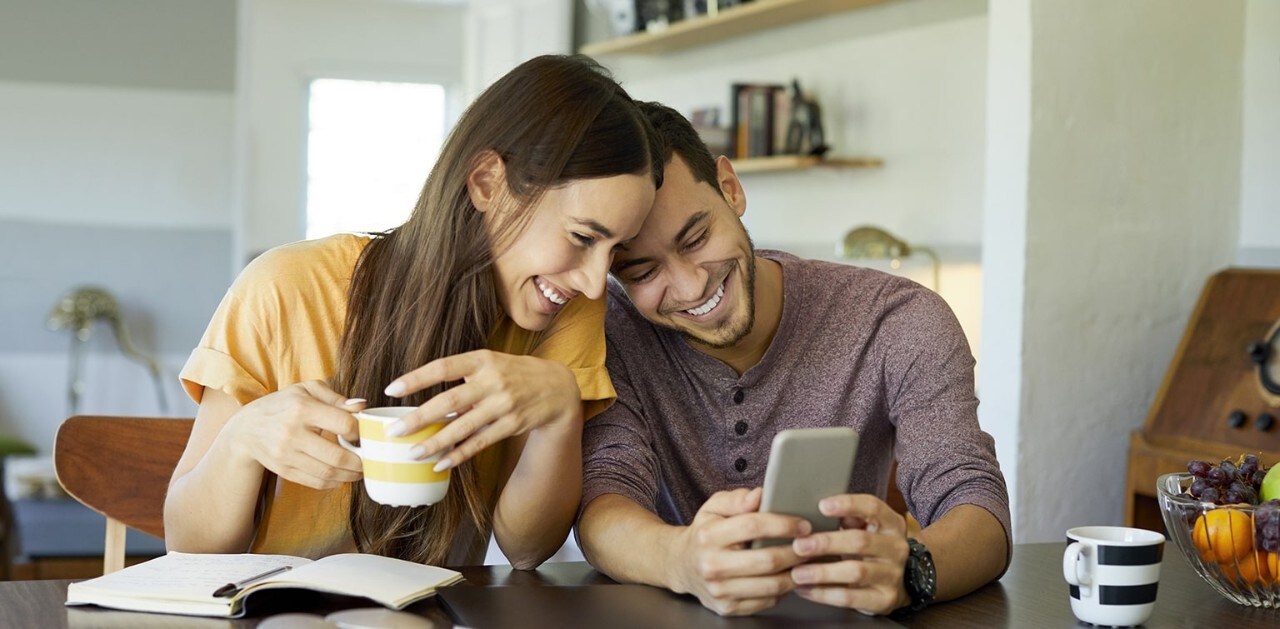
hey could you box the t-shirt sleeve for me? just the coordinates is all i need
[179,250,292,407]
[879,285,1012,555]
[579,335,662,517]
[530,296,616,420]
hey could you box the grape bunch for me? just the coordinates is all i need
[1185,454,1268,505]
[1257,500,1280,553]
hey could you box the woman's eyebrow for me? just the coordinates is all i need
[570,218,615,239]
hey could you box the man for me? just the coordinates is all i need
[576,101,1010,617]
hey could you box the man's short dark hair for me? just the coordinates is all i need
[635,101,720,188]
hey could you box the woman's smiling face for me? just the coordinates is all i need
[489,173,655,331]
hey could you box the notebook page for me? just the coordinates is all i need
[255,553,463,607]
[70,552,312,603]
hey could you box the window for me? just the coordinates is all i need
[305,79,446,240]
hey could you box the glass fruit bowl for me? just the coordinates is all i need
[1157,472,1280,607]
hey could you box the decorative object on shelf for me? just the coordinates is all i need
[838,226,940,291]
[579,0,896,57]
[690,106,730,157]
[46,286,168,417]
[785,79,829,157]
[589,0,640,37]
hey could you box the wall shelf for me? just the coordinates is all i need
[580,0,897,56]
[731,155,883,174]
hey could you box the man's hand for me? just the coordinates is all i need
[668,488,812,616]
[788,494,911,615]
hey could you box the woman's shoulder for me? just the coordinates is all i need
[230,234,371,295]
[245,233,372,277]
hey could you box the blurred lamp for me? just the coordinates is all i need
[838,226,940,291]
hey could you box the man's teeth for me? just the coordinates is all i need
[537,279,568,305]
[686,283,725,316]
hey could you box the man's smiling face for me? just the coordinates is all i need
[611,154,757,349]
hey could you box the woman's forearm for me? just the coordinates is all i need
[491,409,583,569]
[164,391,265,553]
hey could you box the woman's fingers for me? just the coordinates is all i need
[384,351,489,398]
[386,383,483,438]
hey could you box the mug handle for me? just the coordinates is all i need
[337,434,362,457]
[1062,541,1093,596]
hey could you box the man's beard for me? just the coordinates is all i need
[682,231,757,350]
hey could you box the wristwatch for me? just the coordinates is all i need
[900,537,937,613]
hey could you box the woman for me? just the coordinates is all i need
[164,55,661,569]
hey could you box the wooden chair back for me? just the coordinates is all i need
[53,415,193,574]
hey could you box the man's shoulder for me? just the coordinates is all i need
[764,249,924,302]
[604,279,677,352]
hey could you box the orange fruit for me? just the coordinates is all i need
[1219,550,1272,585]
[1192,508,1253,563]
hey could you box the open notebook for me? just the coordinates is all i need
[66,552,463,618]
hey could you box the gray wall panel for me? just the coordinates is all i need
[0,0,236,91]
[0,220,232,353]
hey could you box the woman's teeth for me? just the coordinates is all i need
[686,283,725,316]
[537,278,568,305]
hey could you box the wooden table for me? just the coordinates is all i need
[1,544,1275,628]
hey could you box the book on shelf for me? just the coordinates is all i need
[65,552,464,618]
[729,83,793,161]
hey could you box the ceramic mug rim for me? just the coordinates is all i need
[1066,526,1165,546]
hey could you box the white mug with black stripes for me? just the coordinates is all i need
[1063,526,1164,627]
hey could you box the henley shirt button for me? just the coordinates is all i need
[734,458,747,472]
[734,421,748,436]
[732,389,745,404]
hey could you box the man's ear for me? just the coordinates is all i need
[466,150,507,212]
[714,155,747,218]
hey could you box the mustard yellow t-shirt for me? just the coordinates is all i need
[179,233,615,561]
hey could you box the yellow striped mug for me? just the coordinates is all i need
[339,406,451,506]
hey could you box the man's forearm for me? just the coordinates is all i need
[914,504,1009,601]
[578,494,686,591]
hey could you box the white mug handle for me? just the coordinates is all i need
[337,434,362,457]
[1063,541,1092,596]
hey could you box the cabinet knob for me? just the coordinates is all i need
[1258,413,1276,432]
[1228,410,1248,428]
[1249,341,1269,365]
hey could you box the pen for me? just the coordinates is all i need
[212,565,292,598]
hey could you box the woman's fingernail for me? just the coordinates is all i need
[386,421,408,438]
[409,445,427,459]
[344,398,366,407]
[444,411,459,420]
[798,520,812,536]
[433,458,453,472]
[384,381,406,397]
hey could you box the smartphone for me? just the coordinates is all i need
[751,427,859,549]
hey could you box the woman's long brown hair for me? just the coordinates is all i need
[331,55,662,565]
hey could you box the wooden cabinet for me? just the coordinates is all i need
[1125,269,1280,534]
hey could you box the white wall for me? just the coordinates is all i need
[987,0,1245,543]
[235,0,466,265]
[1239,0,1280,264]
[978,0,1030,540]
[0,0,236,453]
[0,82,232,229]
[599,0,989,354]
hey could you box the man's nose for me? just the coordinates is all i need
[667,259,709,304]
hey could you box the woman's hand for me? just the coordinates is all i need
[225,380,367,490]
[382,349,581,470]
